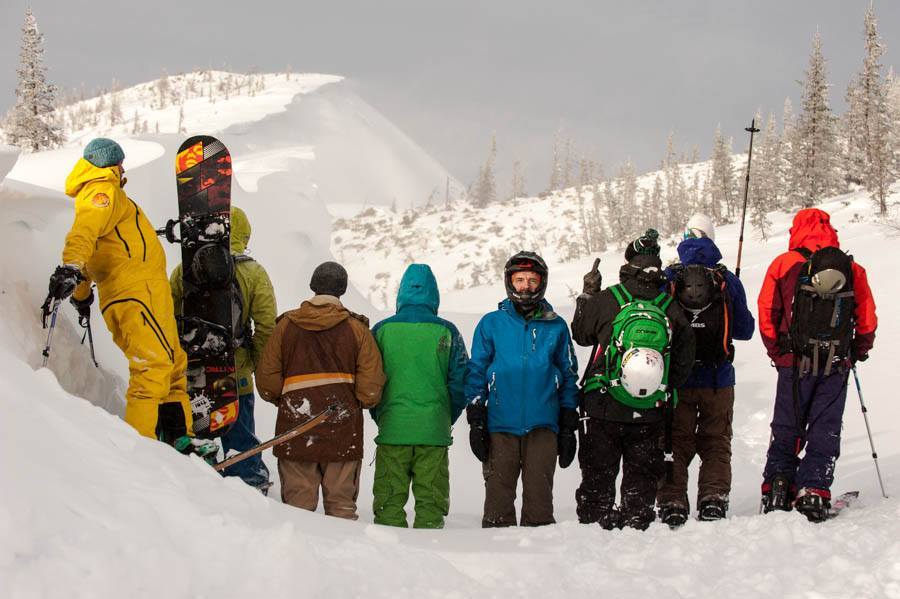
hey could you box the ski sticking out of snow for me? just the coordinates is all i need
[213,404,338,472]
[826,491,860,519]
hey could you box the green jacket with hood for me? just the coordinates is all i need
[371,264,468,446]
[170,206,277,397]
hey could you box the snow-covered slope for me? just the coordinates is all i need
[3,122,900,597]
[7,71,462,211]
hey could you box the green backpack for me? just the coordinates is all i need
[583,284,675,409]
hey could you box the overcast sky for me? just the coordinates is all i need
[2,1,899,194]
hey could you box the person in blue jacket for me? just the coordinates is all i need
[656,214,755,526]
[465,251,580,527]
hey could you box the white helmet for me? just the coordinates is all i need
[620,347,665,398]
[684,213,715,242]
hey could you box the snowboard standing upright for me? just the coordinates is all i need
[172,135,239,438]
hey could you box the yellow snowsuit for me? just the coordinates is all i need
[63,158,191,439]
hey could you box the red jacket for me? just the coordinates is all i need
[757,209,877,368]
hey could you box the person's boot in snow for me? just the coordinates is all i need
[698,496,728,521]
[795,488,831,523]
[658,503,689,528]
[762,473,794,513]
[174,435,220,465]
[596,506,620,531]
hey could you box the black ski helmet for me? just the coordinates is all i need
[504,251,548,309]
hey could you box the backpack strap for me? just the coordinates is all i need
[793,247,813,259]
[651,291,673,312]
[609,284,632,307]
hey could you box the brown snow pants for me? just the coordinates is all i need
[657,387,735,509]
[278,459,362,520]
[482,428,557,527]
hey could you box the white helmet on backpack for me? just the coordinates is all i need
[684,213,715,242]
[619,347,666,398]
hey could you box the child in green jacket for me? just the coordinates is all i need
[370,264,468,528]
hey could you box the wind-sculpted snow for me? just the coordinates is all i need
[0,144,19,183]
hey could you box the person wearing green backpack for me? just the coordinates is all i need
[370,264,469,528]
[571,231,695,530]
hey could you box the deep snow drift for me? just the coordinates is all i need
[2,73,900,598]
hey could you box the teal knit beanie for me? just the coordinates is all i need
[83,138,125,168]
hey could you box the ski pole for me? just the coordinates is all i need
[40,297,62,368]
[851,365,888,498]
[734,118,760,279]
[80,315,99,368]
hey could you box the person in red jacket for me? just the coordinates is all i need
[758,208,876,522]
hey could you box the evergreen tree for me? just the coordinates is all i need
[845,5,895,214]
[888,70,900,175]
[5,8,64,151]
[709,125,737,223]
[748,112,773,240]
[547,128,563,192]
[788,32,842,207]
[157,70,170,109]
[603,177,624,243]
[510,158,526,199]
[472,134,497,208]
[109,83,123,128]
[617,160,639,239]
[754,112,784,213]
[562,136,573,189]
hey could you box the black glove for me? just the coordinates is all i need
[582,257,602,295]
[48,265,83,301]
[851,345,869,364]
[466,403,490,463]
[557,407,579,468]
[70,290,94,326]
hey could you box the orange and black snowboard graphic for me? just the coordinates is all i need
[174,135,238,438]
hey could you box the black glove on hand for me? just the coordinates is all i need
[557,407,579,468]
[851,345,869,364]
[48,265,83,301]
[70,290,94,325]
[466,403,490,463]
[582,258,602,295]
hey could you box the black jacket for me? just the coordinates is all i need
[570,269,696,423]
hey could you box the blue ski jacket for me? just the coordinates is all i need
[664,237,755,389]
[465,298,579,436]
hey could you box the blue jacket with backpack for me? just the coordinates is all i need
[663,237,755,389]
[465,299,579,436]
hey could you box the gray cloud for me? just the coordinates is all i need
[2,0,898,194]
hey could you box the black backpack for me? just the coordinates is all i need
[181,250,253,358]
[672,263,733,368]
[789,246,855,375]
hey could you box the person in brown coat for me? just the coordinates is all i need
[256,261,385,520]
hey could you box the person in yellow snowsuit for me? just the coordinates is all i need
[47,138,196,444]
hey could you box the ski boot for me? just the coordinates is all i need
[658,503,690,529]
[595,506,621,531]
[762,473,794,513]
[174,435,220,466]
[794,488,831,523]
[698,496,728,521]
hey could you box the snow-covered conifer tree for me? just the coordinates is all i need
[788,32,842,207]
[709,125,737,223]
[472,134,497,208]
[510,158,526,200]
[5,8,64,151]
[845,5,895,214]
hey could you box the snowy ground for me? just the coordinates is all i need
[2,76,900,598]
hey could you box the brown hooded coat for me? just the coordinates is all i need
[255,296,385,462]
